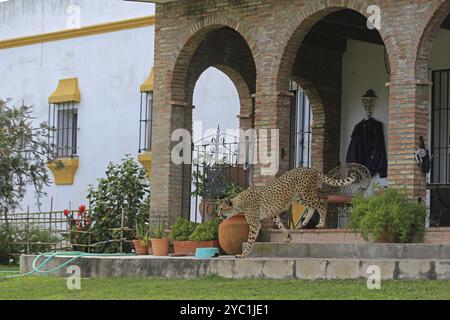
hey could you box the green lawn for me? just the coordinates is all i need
[1,271,449,300]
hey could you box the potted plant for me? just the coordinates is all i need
[192,164,228,222]
[150,222,169,256]
[133,221,149,256]
[349,186,426,243]
[170,217,221,256]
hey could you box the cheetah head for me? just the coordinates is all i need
[217,197,238,218]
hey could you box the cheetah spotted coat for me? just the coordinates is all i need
[218,167,356,258]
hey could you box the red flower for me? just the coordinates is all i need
[78,205,86,215]
[64,209,70,216]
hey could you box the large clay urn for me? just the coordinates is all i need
[199,198,218,222]
[219,214,249,255]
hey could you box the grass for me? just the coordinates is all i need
[0,264,19,272]
[1,270,449,300]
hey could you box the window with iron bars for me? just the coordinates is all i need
[138,91,153,153]
[431,70,450,184]
[48,102,78,158]
[290,81,312,169]
[429,69,450,227]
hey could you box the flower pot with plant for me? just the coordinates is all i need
[170,217,222,256]
[192,164,230,222]
[150,222,169,256]
[133,223,149,256]
[133,198,151,255]
[348,186,426,243]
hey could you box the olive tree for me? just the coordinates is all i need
[0,99,56,216]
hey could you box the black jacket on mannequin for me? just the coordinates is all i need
[346,117,387,178]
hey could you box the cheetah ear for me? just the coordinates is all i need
[226,198,233,206]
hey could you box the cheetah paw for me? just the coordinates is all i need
[236,254,246,259]
[284,234,293,243]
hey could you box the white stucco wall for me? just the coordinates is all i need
[0,0,156,212]
[340,39,390,190]
[0,0,241,213]
[0,0,154,40]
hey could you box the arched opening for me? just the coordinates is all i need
[278,8,391,228]
[419,2,450,227]
[170,26,257,222]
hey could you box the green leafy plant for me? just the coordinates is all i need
[349,187,426,243]
[87,156,150,253]
[0,222,59,264]
[169,217,199,241]
[189,218,222,241]
[135,197,150,245]
[223,183,241,199]
[191,164,227,199]
[0,100,59,224]
[151,222,166,239]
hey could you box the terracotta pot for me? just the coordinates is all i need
[199,198,218,222]
[133,239,149,256]
[219,214,249,255]
[151,238,169,256]
[173,240,220,256]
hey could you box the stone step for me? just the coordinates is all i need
[20,254,450,280]
[249,242,450,260]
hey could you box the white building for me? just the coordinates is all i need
[0,0,240,213]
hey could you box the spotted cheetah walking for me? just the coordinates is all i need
[218,167,356,258]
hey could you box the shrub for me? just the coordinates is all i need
[349,187,426,243]
[189,218,221,241]
[87,156,150,253]
[0,222,59,264]
[169,217,199,241]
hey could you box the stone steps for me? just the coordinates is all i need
[249,242,450,260]
[21,254,450,280]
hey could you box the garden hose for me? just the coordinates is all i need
[0,251,135,282]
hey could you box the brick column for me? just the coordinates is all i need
[150,101,192,227]
[252,91,292,187]
[388,77,429,199]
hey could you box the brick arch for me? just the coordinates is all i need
[275,2,396,93]
[291,76,326,172]
[414,0,450,82]
[170,13,258,104]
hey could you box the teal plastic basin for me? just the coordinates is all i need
[195,248,220,258]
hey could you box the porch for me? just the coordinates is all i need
[147,0,450,234]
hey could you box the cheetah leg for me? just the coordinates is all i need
[301,207,316,227]
[315,202,327,229]
[236,220,261,259]
[301,200,327,229]
[273,215,292,243]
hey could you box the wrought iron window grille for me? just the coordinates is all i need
[48,101,79,158]
[138,91,153,153]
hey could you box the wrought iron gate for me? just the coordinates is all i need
[188,129,250,223]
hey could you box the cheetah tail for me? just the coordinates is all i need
[318,172,357,187]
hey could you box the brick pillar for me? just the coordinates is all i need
[150,101,192,227]
[388,76,429,199]
[252,91,292,187]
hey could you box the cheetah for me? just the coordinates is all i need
[218,167,356,258]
